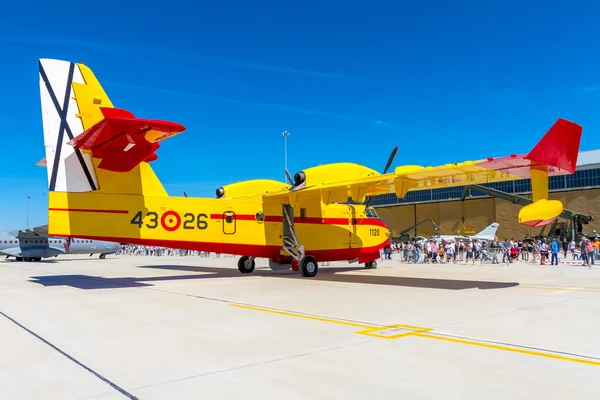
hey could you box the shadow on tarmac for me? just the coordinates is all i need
[29,264,519,290]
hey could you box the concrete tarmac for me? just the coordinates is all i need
[1,253,599,399]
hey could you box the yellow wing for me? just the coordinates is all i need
[264,118,582,228]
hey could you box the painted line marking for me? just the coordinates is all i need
[517,285,600,293]
[230,304,373,329]
[232,304,600,367]
[356,324,433,339]
[413,333,600,367]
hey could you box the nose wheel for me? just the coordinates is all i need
[365,260,377,269]
[238,256,256,273]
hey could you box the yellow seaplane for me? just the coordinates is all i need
[37,59,582,277]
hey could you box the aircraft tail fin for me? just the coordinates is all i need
[39,59,100,193]
[476,223,499,240]
[38,58,183,197]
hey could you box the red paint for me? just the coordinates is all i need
[48,233,386,263]
[68,107,185,172]
[525,118,582,174]
[209,213,386,227]
[49,208,129,214]
[520,217,556,228]
[160,211,181,231]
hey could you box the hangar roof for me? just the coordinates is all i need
[577,149,600,168]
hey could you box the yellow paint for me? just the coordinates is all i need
[414,333,600,367]
[234,303,600,366]
[518,285,600,293]
[47,60,573,260]
[72,63,167,197]
[530,165,549,202]
[230,304,374,329]
[518,199,564,225]
[355,324,433,339]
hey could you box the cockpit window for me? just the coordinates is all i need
[365,207,379,219]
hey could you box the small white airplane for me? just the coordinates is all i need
[428,223,500,244]
[0,225,121,261]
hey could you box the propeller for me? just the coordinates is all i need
[363,146,398,209]
[284,169,294,186]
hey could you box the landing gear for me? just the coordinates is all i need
[365,260,377,269]
[238,256,255,273]
[15,257,23,262]
[99,254,106,259]
[300,256,318,277]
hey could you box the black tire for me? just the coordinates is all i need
[300,256,318,277]
[370,260,377,269]
[99,254,106,259]
[238,256,255,273]
[34,257,42,262]
[16,257,23,262]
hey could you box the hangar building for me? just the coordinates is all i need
[372,150,600,241]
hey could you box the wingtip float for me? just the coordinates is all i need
[38,58,582,277]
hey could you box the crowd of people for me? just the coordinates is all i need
[383,236,600,267]
[118,237,600,268]
[118,244,229,258]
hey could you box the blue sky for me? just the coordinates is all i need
[0,0,599,230]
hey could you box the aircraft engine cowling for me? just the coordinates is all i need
[292,162,380,189]
[216,179,291,199]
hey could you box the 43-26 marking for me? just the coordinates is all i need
[130,210,208,231]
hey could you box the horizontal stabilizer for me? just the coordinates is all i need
[67,107,185,172]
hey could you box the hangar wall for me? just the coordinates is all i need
[377,188,600,241]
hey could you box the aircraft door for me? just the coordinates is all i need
[223,211,236,234]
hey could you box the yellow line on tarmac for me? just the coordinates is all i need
[230,304,375,329]
[414,333,600,367]
[232,303,600,367]
[518,285,600,293]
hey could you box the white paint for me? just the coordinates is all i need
[39,58,99,192]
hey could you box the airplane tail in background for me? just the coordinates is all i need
[476,223,500,240]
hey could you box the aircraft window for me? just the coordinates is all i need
[225,215,233,223]
[365,207,379,218]
[255,212,264,222]
[300,208,306,219]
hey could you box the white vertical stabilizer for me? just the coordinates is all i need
[39,58,98,192]
[476,223,500,240]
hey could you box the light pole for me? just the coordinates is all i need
[26,195,31,229]
[282,130,290,180]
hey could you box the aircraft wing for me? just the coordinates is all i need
[0,247,22,257]
[265,118,582,227]
[67,107,185,172]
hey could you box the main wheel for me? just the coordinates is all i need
[370,260,378,269]
[34,257,42,262]
[300,256,318,277]
[238,256,255,273]
[99,254,106,259]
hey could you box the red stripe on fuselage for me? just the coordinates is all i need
[48,234,386,262]
[209,214,387,227]
[49,208,129,214]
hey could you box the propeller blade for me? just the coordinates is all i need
[364,146,398,209]
[382,146,398,175]
[285,169,294,185]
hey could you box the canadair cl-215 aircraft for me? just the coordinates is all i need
[0,225,121,261]
[37,58,582,277]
